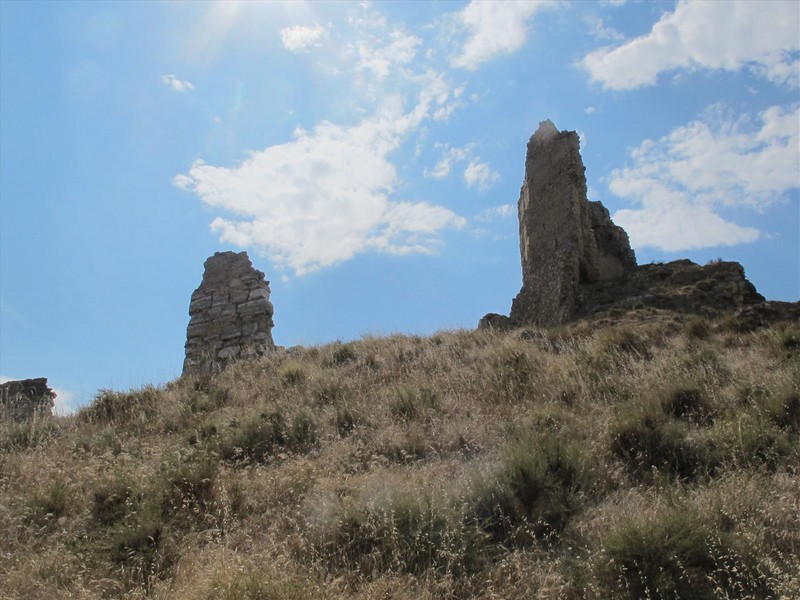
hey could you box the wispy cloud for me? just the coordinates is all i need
[353,28,421,79]
[585,14,624,42]
[424,144,473,179]
[450,0,556,70]
[582,0,800,90]
[425,143,500,191]
[280,24,328,53]
[611,104,799,252]
[161,74,194,92]
[464,160,500,191]
[475,204,515,223]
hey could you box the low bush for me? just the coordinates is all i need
[470,429,585,545]
[219,410,318,464]
[279,362,306,386]
[316,491,488,579]
[389,385,439,420]
[486,344,538,404]
[609,404,715,480]
[27,478,71,526]
[92,478,141,526]
[661,385,714,425]
[329,342,357,366]
[596,509,772,599]
[160,455,218,526]
[81,385,161,429]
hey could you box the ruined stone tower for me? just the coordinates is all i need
[480,120,768,330]
[510,120,636,326]
[183,251,275,375]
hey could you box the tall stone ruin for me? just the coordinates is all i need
[481,120,772,329]
[510,120,636,326]
[183,251,275,375]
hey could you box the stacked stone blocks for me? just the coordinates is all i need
[183,251,275,375]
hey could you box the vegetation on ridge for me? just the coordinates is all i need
[1,311,798,599]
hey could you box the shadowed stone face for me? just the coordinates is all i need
[183,251,275,375]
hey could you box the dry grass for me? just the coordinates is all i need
[1,316,798,599]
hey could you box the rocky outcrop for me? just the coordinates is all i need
[183,251,275,375]
[0,378,55,421]
[482,120,774,329]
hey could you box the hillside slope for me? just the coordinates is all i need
[1,311,798,599]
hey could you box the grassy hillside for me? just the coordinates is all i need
[1,312,798,599]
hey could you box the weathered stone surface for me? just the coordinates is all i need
[0,378,55,421]
[183,251,275,375]
[509,120,636,327]
[483,120,774,329]
[730,301,800,332]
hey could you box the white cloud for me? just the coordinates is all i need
[424,144,473,179]
[424,143,499,190]
[354,28,421,78]
[585,14,624,42]
[451,0,556,70]
[280,24,328,53]
[175,96,466,276]
[610,104,799,252]
[464,160,500,191]
[161,74,194,92]
[52,387,78,416]
[582,1,800,90]
[475,204,515,222]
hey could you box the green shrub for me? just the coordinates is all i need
[108,508,176,593]
[313,375,346,405]
[220,410,317,464]
[160,455,218,525]
[661,385,714,425]
[92,478,141,526]
[609,405,714,480]
[714,413,794,471]
[334,406,360,436]
[487,344,537,404]
[389,385,439,420]
[73,425,123,456]
[279,362,306,386]
[287,410,317,452]
[684,315,712,339]
[27,478,70,526]
[329,342,357,365]
[596,510,771,599]
[220,412,286,464]
[766,390,800,433]
[470,430,584,545]
[318,491,488,578]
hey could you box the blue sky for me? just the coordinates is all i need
[1,0,798,413]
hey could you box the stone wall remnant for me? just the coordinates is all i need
[482,120,772,329]
[0,378,55,421]
[183,251,275,375]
